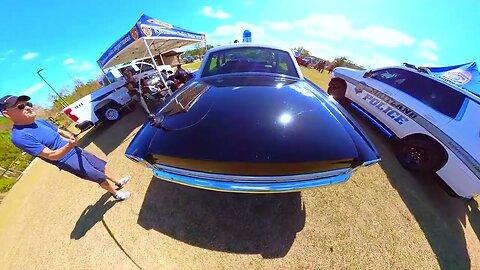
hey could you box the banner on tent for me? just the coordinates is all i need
[97,14,205,69]
[426,62,480,96]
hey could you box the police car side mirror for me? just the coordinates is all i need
[363,71,373,78]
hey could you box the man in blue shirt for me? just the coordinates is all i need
[0,95,131,201]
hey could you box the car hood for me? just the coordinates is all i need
[126,75,377,175]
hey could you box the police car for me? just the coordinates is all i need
[328,64,480,199]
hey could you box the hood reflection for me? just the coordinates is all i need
[161,82,211,117]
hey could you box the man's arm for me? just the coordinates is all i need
[57,128,76,139]
[38,136,77,161]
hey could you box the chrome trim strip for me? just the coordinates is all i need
[152,164,349,182]
[362,158,381,167]
[153,169,351,193]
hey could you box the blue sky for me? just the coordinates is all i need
[0,0,479,107]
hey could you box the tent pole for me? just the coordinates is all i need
[100,68,111,84]
[97,60,111,84]
[143,38,167,87]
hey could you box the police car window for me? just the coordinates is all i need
[399,74,465,118]
[370,68,409,88]
[201,47,299,78]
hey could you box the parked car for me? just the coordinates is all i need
[125,43,379,193]
[328,64,480,198]
[183,55,194,63]
[62,60,174,131]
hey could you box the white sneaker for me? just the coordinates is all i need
[113,191,131,201]
[116,175,131,189]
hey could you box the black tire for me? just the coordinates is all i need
[327,79,346,101]
[396,137,447,172]
[97,103,122,123]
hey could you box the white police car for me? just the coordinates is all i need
[328,64,480,198]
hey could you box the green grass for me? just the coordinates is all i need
[0,177,16,193]
[300,66,331,90]
[182,61,201,71]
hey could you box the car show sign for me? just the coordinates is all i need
[426,62,480,96]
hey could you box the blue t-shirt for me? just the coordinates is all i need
[11,119,75,167]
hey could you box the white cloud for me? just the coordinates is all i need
[294,14,415,48]
[420,39,438,51]
[44,57,54,62]
[419,63,438,67]
[415,39,439,62]
[418,52,438,62]
[199,6,231,20]
[207,22,268,45]
[262,21,293,31]
[63,58,76,65]
[0,50,14,62]
[67,61,95,71]
[352,54,398,69]
[22,82,45,95]
[353,26,415,47]
[21,52,39,60]
[294,14,352,41]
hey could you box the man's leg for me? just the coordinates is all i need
[99,180,117,195]
[104,167,131,188]
[104,167,119,185]
[99,180,130,201]
[76,149,131,198]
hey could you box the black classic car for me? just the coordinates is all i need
[125,43,380,193]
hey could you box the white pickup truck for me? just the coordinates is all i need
[62,61,173,131]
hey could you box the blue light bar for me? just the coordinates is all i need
[350,103,394,138]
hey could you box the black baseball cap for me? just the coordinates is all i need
[0,95,31,111]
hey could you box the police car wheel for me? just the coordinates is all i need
[327,79,346,100]
[397,138,444,172]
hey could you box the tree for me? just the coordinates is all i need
[292,47,311,57]
[333,56,365,70]
[184,44,214,57]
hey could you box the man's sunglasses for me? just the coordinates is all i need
[13,102,33,110]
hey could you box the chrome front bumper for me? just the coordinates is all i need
[152,165,351,193]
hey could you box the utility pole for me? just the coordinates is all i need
[36,69,69,107]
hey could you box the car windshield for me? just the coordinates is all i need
[201,47,299,78]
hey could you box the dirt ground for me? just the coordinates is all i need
[0,69,479,270]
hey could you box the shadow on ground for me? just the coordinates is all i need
[138,178,306,258]
[344,103,478,270]
[467,199,480,241]
[77,107,149,155]
[71,193,116,240]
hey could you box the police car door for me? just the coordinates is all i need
[348,68,413,134]
[392,71,464,128]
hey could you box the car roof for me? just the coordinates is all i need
[374,65,480,104]
[206,43,292,54]
[200,43,304,79]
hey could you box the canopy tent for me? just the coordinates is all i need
[97,14,205,70]
[425,62,480,97]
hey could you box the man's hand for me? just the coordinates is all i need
[39,136,77,161]
[67,135,78,147]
